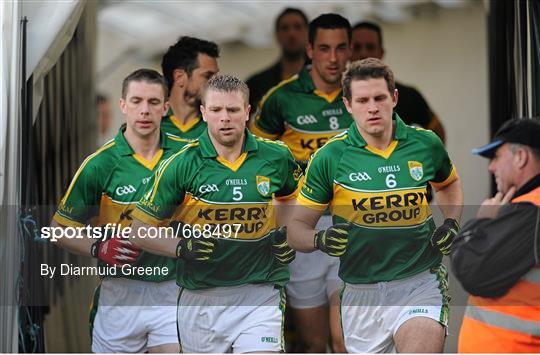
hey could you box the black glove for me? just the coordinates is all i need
[313,222,353,257]
[430,218,459,255]
[171,222,216,261]
[272,226,295,264]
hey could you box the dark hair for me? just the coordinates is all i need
[342,58,395,101]
[352,21,383,47]
[161,36,220,91]
[96,94,108,105]
[121,69,168,100]
[201,75,249,107]
[275,7,309,32]
[309,13,351,45]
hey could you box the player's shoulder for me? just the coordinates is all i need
[406,124,444,149]
[315,130,350,157]
[254,135,292,158]
[165,132,195,148]
[259,74,301,105]
[82,138,119,170]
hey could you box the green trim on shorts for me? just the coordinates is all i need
[88,282,101,341]
[430,264,450,326]
[277,286,287,352]
[177,287,184,353]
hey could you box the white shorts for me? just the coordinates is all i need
[177,283,285,353]
[341,265,450,353]
[90,277,178,353]
[287,215,342,308]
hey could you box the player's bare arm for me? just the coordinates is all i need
[50,219,96,256]
[433,175,463,221]
[129,218,177,258]
[287,204,323,252]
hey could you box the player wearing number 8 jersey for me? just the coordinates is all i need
[130,75,302,353]
[250,14,354,352]
[288,58,463,352]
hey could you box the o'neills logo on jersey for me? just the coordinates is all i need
[256,176,270,196]
[331,184,431,228]
[408,161,423,181]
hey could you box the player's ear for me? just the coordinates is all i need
[162,101,170,116]
[343,96,353,114]
[306,42,314,60]
[173,69,187,87]
[200,104,207,122]
[392,88,398,108]
[246,104,251,120]
[119,98,127,114]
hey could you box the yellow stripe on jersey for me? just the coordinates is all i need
[97,194,137,228]
[53,212,86,228]
[250,121,280,140]
[166,133,192,143]
[216,152,248,172]
[170,194,275,241]
[313,88,341,103]
[170,114,201,133]
[60,141,116,206]
[303,131,348,179]
[133,149,163,171]
[297,192,328,211]
[275,176,304,201]
[331,183,432,228]
[281,126,347,162]
[364,140,399,160]
[132,207,164,226]
[146,141,199,203]
[430,164,458,190]
[257,74,299,111]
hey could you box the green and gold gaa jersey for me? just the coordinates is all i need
[53,126,190,282]
[134,129,302,290]
[161,108,207,139]
[298,114,458,284]
[250,67,354,165]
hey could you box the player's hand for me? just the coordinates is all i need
[91,236,140,266]
[430,218,460,255]
[272,226,295,264]
[173,222,216,261]
[314,222,353,257]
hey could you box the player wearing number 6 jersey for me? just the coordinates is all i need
[288,58,463,353]
[130,75,302,353]
[51,69,190,353]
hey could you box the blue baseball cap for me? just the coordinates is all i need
[472,118,540,158]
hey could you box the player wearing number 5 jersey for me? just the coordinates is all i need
[288,58,464,353]
[51,69,190,353]
[131,75,302,353]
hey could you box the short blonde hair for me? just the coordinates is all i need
[201,75,249,106]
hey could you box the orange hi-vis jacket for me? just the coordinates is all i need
[458,186,540,353]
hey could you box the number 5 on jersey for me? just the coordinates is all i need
[232,186,243,201]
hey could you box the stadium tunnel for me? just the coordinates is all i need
[1,0,539,352]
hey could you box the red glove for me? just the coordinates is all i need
[91,236,140,266]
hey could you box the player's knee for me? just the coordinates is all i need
[303,338,328,353]
[331,338,346,353]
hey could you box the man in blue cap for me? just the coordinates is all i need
[451,118,540,352]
